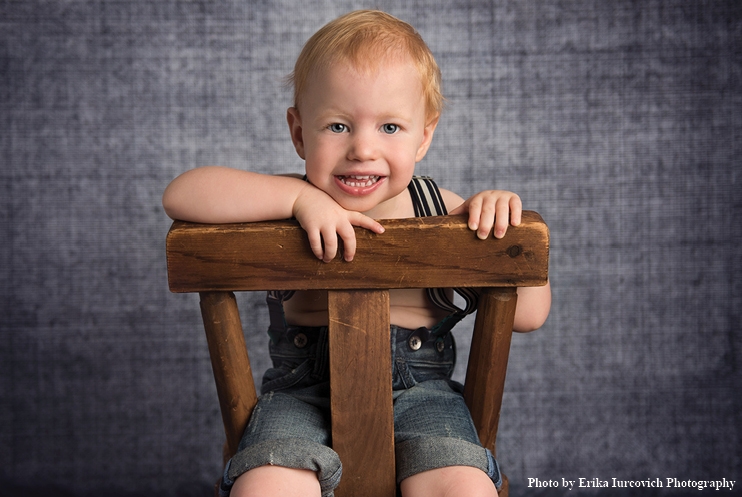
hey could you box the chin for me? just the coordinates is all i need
[337,197,382,213]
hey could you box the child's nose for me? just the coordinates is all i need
[348,130,379,161]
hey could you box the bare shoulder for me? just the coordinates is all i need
[438,187,466,212]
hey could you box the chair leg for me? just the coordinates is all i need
[463,287,517,457]
[200,291,258,458]
[464,288,516,497]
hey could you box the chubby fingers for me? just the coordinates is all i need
[492,194,521,238]
[305,226,336,263]
[454,192,522,239]
[341,213,385,262]
[307,214,385,263]
[350,212,385,235]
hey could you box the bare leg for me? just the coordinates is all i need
[400,466,497,497]
[230,466,322,497]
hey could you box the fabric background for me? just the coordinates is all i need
[1,1,740,496]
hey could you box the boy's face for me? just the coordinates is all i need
[287,56,438,217]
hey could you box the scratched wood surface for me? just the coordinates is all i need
[166,212,549,293]
[328,290,396,497]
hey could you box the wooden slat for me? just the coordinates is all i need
[462,288,518,458]
[166,213,549,293]
[328,290,396,497]
[199,291,258,458]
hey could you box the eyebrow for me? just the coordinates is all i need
[315,108,416,125]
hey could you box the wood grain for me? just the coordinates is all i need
[166,213,549,293]
[463,288,518,458]
[199,291,258,458]
[328,290,396,497]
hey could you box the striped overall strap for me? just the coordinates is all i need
[407,177,479,335]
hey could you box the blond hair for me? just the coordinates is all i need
[288,10,444,118]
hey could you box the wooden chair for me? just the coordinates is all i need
[166,213,549,497]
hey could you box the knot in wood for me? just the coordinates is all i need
[507,245,523,258]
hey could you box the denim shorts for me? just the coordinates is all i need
[219,325,502,497]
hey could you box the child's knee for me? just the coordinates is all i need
[400,465,497,497]
[230,465,322,497]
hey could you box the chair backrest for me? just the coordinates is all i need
[166,213,549,497]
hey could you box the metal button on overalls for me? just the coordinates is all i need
[408,335,423,351]
[436,338,446,353]
[293,333,308,348]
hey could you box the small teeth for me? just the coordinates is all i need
[340,175,380,187]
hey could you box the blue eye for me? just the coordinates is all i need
[329,123,347,133]
[381,123,399,134]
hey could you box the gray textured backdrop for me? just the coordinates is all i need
[1,1,740,496]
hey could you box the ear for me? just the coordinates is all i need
[286,107,306,159]
[415,114,440,162]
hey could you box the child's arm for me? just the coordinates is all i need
[511,283,551,332]
[162,166,384,262]
[446,189,552,332]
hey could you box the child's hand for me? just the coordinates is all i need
[293,185,385,262]
[449,190,522,239]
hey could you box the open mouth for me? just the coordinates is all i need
[337,175,381,188]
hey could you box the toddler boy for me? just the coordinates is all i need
[163,9,550,497]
